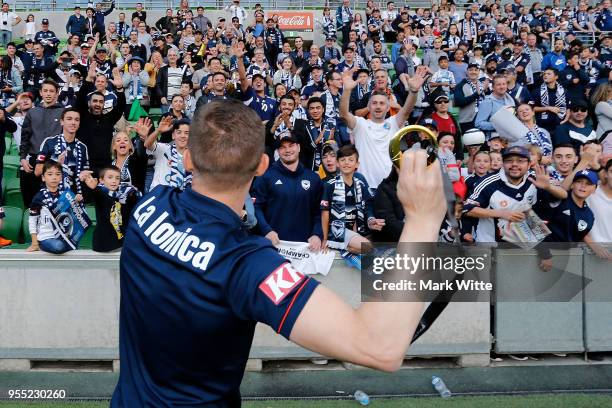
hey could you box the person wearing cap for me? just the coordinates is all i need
[251,132,324,250]
[502,66,532,104]
[322,35,342,67]
[554,99,597,149]
[348,68,371,115]
[122,56,150,116]
[300,64,326,100]
[534,168,609,271]
[464,145,567,242]
[428,90,463,159]
[34,19,59,57]
[508,40,530,85]
[454,62,486,132]
[66,6,85,38]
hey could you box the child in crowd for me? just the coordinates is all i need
[140,115,192,191]
[180,82,196,118]
[321,145,384,254]
[80,166,141,252]
[490,151,503,173]
[34,108,89,202]
[430,55,456,96]
[465,150,491,194]
[487,133,505,153]
[27,162,78,254]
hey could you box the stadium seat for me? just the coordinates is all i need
[21,209,31,243]
[388,69,397,82]
[3,189,24,210]
[79,205,97,250]
[3,155,19,168]
[4,178,20,192]
[0,206,23,243]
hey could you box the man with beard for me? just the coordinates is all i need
[76,62,126,173]
[339,66,426,191]
[464,145,567,243]
[251,133,324,251]
[265,95,296,158]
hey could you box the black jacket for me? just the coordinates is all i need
[155,65,187,101]
[373,168,405,242]
[75,81,126,172]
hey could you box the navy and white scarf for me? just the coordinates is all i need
[164,143,192,190]
[41,187,62,210]
[97,182,141,205]
[461,19,477,41]
[112,154,132,186]
[49,134,87,195]
[306,120,334,171]
[329,175,366,245]
[540,83,566,119]
[524,126,552,157]
[467,79,484,110]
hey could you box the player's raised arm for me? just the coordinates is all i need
[290,150,447,372]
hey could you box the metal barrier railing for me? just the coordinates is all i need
[10,0,436,12]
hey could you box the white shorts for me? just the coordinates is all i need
[327,229,360,250]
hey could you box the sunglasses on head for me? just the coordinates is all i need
[571,107,588,112]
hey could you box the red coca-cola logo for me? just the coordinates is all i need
[270,12,313,31]
[278,15,306,26]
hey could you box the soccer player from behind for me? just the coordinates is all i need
[321,145,384,254]
[111,100,449,406]
[80,166,141,253]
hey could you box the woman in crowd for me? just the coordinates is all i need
[516,102,553,165]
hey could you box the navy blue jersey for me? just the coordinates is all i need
[534,193,594,242]
[242,87,277,122]
[111,186,319,407]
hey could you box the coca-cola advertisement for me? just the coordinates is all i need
[269,11,314,31]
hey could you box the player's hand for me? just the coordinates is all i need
[75,194,84,202]
[367,218,386,231]
[265,231,280,246]
[539,258,553,272]
[501,210,526,222]
[308,235,322,252]
[397,149,446,225]
[591,243,612,261]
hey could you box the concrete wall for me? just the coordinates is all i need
[0,249,490,369]
[10,10,326,42]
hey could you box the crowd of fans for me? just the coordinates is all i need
[0,0,610,268]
